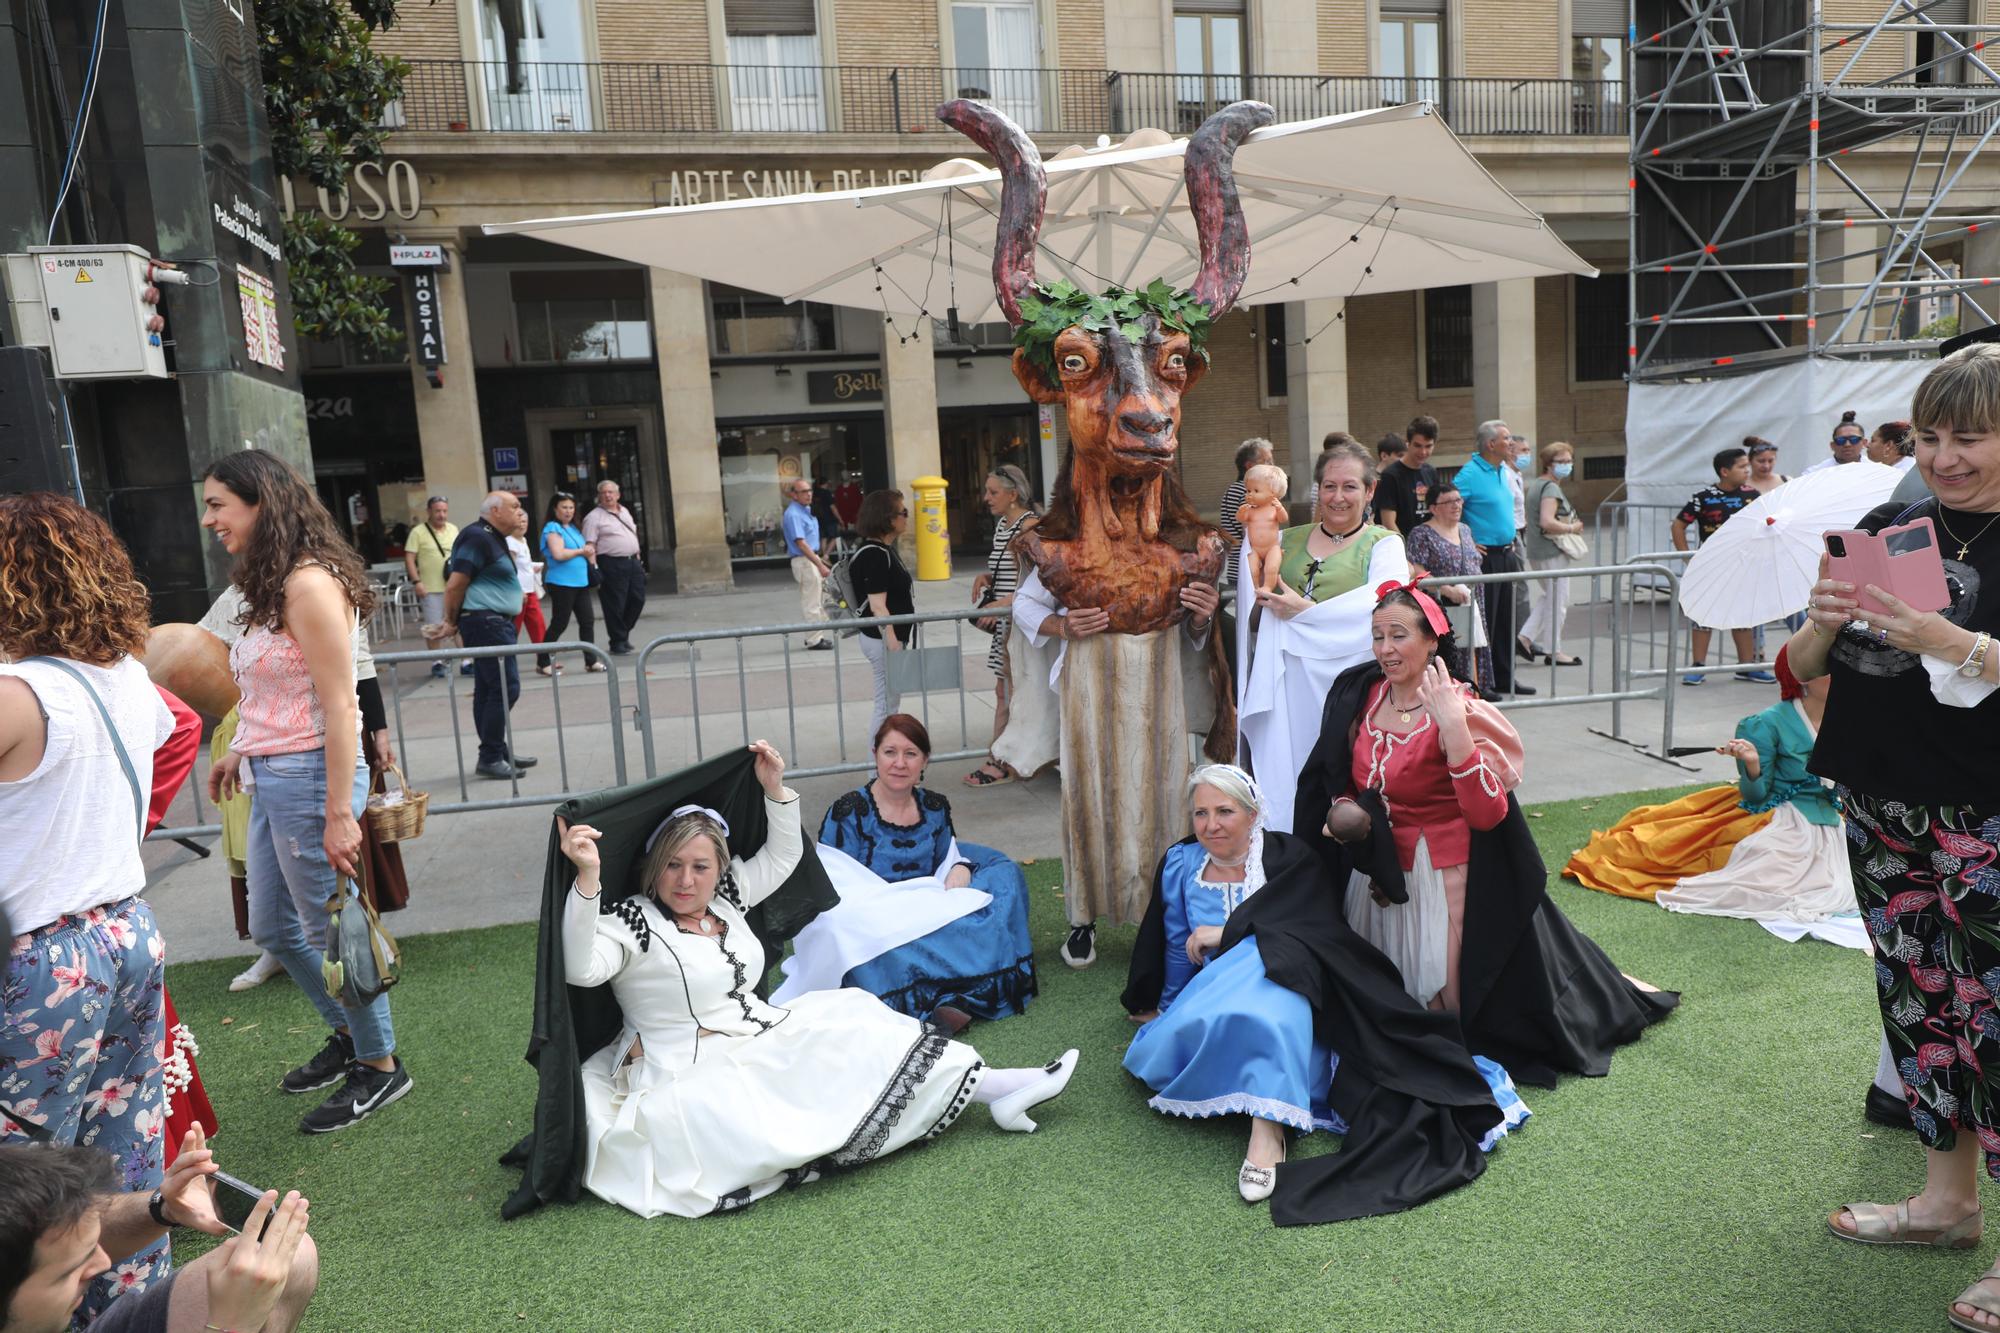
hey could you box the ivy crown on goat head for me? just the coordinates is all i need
[1013,279,1214,386]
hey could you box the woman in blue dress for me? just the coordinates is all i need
[1123,763,1527,1211]
[801,713,1037,1028]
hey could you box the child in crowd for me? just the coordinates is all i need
[1670,446,1777,686]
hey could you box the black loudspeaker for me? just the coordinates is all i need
[0,346,67,496]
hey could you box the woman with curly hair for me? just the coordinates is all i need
[0,491,181,1318]
[200,450,412,1135]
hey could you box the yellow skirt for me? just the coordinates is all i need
[1562,786,1774,901]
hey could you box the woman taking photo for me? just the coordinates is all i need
[849,489,915,738]
[1798,344,2000,1332]
[1297,583,1675,1084]
[1235,439,1409,835]
[1122,763,1525,1207]
[540,492,602,673]
[780,714,1035,1029]
[558,739,1077,1219]
[1519,441,1585,666]
[1401,480,1495,693]
[200,450,411,1135]
[965,466,1038,788]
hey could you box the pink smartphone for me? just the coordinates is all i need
[1823,517,1951,620]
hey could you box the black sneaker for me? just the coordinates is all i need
[280,1030,355,1094]
[301,1059,413,1134]
[1061,924,1096,970]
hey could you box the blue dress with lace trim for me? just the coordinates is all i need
[1123,842,1528,1145]
[817,783,1037,1023]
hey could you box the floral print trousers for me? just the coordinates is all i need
[1844,791,2000,1173]
[2,896,170,1325]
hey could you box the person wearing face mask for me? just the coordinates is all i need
[1235,440,1411,836]
[1804,410,1869,473]
[1519,442,1586,666]
[775,715,1036,1032]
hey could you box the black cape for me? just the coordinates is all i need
[1122,830,1507,1225]
[499,749,838,1220]
[1294,662,1679,1089]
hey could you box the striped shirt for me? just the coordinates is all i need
[1219,480,1247,544]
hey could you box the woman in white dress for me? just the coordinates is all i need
[557,740,1078,1219]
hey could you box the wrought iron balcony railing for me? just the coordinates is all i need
[390,61,1628,140]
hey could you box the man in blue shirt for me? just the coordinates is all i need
[783,477,833,650]
[442,491,537,779]
[1455,420,1535,696]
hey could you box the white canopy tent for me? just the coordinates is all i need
[482,102,1596,319]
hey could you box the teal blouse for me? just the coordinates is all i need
[1734,700,1839,826]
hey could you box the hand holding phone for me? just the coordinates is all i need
[1824,518,1950,621]
[210,1168,278,1241]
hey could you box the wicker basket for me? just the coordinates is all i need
[366,764,429,843]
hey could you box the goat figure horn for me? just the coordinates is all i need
[937,99,1046,327]
[1184,101,1275,318]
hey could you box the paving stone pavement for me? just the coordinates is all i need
[143,562,1781,962]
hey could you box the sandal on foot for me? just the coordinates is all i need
[1949,1265,2000,1333]
[962,762,1016,788]
[1826,1198,1982,1249]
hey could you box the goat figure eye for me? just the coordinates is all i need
[1061,353,1087,373]
[1165,352,1187,370]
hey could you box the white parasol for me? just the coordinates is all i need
[1678,460,1906,629]
[480,103,1594,320]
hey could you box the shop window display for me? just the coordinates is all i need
[719,420,872,562]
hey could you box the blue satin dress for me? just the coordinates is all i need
[1123,843,1529,1144]
[817,783,1037,1022]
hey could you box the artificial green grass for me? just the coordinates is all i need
[165,785,1955,1332]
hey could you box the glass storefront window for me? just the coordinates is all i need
[718,419,871,561]
[711,283,838,357]
[511,269,651,363]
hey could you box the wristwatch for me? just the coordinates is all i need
[1959,630,1992,679]
[148,1188,174,1230]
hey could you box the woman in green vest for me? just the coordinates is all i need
[1234,439,1411,836]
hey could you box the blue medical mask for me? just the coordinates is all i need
[1552,463,1573,480]
[1512,453,1532,471]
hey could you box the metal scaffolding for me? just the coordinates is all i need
[1627,0,2000,383]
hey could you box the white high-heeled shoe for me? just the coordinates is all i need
[1237,1159,1276,1203]
[988,1049,1080,1132]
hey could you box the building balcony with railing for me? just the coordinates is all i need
[389,59,1627,141]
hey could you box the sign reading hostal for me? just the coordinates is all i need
[807,369,883,404]
[407,269,446,387]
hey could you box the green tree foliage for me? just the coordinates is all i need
[261,0,415,353]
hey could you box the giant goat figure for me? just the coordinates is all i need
[941,95,1273,935]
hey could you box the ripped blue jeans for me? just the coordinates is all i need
[244,749,393,1060]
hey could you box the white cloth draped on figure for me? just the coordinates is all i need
[1234,536,1410,836]
[991,622,1059,777]
[771,843,993,1004]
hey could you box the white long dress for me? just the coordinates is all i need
[563,792,987,1218]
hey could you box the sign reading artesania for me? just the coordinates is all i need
[407,269,446,386]
[661,168,926,207]
[807,369,884,404]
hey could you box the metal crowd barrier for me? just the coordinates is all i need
[632,606,1002,781]
[145,639,627,843]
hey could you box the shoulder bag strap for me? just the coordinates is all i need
[427,525,449,558]
[26,657,144,843]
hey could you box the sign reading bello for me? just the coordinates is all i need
[807,369,884,404]
[281,160,423,222]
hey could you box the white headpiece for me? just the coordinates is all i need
[644,804,732,854]
[1187,762,1268,914]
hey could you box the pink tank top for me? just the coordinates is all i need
[229,623,325,755]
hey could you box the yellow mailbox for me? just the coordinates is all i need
[911,475,951,581]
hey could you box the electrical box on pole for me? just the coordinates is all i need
[2,244,186,381]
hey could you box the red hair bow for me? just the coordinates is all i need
[1375,579,1452,638]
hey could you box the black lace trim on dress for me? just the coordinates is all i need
[609,897,654,953]
[829,1027,952,1167]
[714,929,771,1031]
[870,955,1039,1024]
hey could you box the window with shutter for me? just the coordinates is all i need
[723,0,824,131]
[724,0,816,36]
[1571,0,1624,37]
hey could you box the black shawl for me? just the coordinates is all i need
[1123,830,1506,1225]
[499,749,839,1220]
[1294,662,1678,1089]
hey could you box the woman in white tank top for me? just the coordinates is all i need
[0,492,180,1320]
